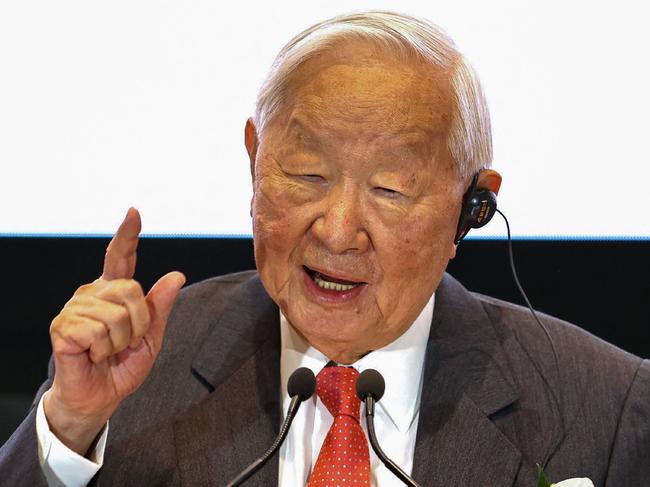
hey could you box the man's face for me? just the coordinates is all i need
[249,44,466,363]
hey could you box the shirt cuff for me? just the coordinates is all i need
[36,390,109,487]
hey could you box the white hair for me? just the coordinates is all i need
[254,11,493,180]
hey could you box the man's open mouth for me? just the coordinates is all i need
[303,266,365,292]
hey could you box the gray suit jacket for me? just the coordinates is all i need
[1,271,648,486]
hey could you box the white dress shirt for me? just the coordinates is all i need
[279,294,434,486]
[36,294,434,486]
[36,391,107,487]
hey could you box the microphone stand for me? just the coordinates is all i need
[225,395,301,487]
[364,395,421,487]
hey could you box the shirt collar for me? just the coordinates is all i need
[280,293,435,433]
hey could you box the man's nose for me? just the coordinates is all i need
[311,185,370,255]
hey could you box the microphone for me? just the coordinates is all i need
[356,369,421,487]
[226,367,316,487]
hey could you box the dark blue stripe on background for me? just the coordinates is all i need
[0,233,254,239]
[1,233,649,241]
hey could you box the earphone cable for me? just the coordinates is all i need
[495,208,566,468]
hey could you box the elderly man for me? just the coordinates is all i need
[1,11,648,487]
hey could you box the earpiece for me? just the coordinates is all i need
[454,172,497,244]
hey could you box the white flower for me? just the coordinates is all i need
[554,479,595,487]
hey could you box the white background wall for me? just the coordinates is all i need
[1,0,648,237]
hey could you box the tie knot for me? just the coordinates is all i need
[316,365,361,419]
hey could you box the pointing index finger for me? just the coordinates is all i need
[102,207,142,281]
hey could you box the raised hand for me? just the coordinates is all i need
[44,208,185,455]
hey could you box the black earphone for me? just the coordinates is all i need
[454,171,498,244]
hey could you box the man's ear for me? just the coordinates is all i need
[450,168,503,257]
[477,168,502,195]
[244,117,258,180]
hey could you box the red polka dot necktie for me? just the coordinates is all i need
[307,365,371,486]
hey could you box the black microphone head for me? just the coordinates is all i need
[287,367,316,401]
[356,369,385,402]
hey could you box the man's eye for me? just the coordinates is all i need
[297,174,325,183]
[375,187,403,197]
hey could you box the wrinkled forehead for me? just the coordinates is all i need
[271,39,455,140]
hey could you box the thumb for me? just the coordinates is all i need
[145,271,186,346]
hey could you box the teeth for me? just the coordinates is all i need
[313,273,358,291]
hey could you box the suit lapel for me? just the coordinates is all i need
[413,274,523,486]
[173,275,282,486]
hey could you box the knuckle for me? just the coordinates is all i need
[74,282,95,295]
[116,305,130,323]
[50,310,78,332]
[64,294,87,309]
[90,322,109,343]
[49,314,63,333]
[122,279,143,300]
[73,279,106,297]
